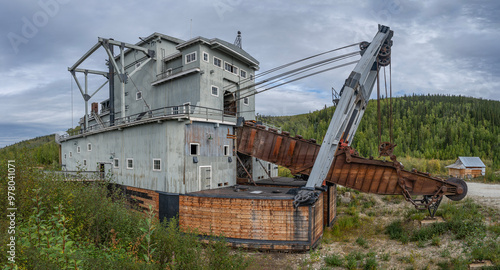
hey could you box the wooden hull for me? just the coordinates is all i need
[179,185,324,250]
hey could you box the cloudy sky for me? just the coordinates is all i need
[1,0,499,147]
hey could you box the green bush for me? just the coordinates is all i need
[470,239,500,264]
[324,253,344,267]
[0,154,251,269]
[356,237,369,248]
[364,255,378,270]
[385,221,406,241]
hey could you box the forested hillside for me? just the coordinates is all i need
[1,95,499,171]
[259,94,500,169]
[0,134,59,167]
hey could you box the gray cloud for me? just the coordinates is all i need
[1,0,499,147]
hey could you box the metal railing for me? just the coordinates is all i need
[45,170,104,181]
[155,66,183,81]
[61,104,237,139]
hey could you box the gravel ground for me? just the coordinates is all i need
[464,182,500,211]
[246,182,500,269]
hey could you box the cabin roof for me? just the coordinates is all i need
[445,157,485,169]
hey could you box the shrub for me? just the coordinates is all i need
[470,239,500,264]
[356,237,369,248]
[325,253,344,267]
[385,221,406,241]
[364,256,378,270]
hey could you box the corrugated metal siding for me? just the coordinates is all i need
[183,122,236,193]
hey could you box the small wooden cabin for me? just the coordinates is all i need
[446,157,486,179]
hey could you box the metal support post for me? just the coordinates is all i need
[84,71,89,131]
[120,44,126,120]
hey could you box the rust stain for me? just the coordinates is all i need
[272,136,282,158]
[236,122,466,201]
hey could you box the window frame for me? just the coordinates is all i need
[213,57,222,68]
[114,158,119,169]
[185,51,197,64]
[224,62,238,75]
[202,51,209,62]
[240,69,247,78]
[126,158,134,170]
[211,85,219,97]
[190,143,200,156]
[223,145,230,156]
[153,159,161,171]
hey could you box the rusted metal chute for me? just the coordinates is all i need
[236,122,468,217]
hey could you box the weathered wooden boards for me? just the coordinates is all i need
[179,186,324,250]
[125,186,160,215]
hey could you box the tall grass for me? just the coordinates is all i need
[0,151,251,269]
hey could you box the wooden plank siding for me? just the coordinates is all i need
[448,168,483,179]
[125,186,160,216]
[323,184,337,227]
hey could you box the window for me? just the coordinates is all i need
[87,143,92,151]
[83,160,87,166]
[190,143,200,156]
[185,52,197,64]
[213,57,222,68]
[173,106,179,115]
[223,145,230,156]
[77,146,80,153]
[240,69,247,78]
[153,159,161,171]
[224,62,238,74]
[243,97,249,105]
[126,158,134,169]
[202,52,209,62]
[211,86,219,97]
[114,158,119,168]
[136,91,142,100]
[166,68,172,76]
[250,74,254,80]
[268,163,271,171]
[64,154,67,159]
[69,152,72,158]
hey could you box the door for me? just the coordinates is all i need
[199,166,212,190]
[99,163,105,179]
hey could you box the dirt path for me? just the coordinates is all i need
[464,182,500,211]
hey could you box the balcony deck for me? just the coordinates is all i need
[59,104,237,142]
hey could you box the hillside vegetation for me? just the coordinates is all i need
[0,134,59,168]
[1,95,499,175]
[260,94,500,172]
